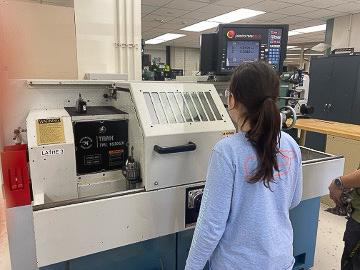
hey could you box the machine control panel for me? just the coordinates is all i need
[73,119,128,175]
[200,24,288,75]
[221,27,285,72]
[65,106,129,175]
[185,185,205,226]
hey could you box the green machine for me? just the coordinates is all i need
[279,72,292,108]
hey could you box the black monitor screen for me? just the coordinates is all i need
[226,40,260,67]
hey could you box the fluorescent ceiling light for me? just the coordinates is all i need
[181,8,265,32]
[287,46,298,49]
[289,24,326,36]
[209,8,265,24]
[181,21,219,32]
[145,33,186,44]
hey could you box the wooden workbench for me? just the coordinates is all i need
[294,118,360,145]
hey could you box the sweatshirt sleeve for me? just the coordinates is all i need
[185,149,234,270]
[290,147,303,209]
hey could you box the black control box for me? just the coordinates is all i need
[65,106,128,175]
[200,24,289,75]
[185,185,205,226]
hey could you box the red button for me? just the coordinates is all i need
[227,30,235,39]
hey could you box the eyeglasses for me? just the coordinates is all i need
[225,88,231,98]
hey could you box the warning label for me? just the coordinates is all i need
[222,130,235,137]
[36,118,65,145]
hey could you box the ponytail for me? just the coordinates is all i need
[246,97,281,187]
[229,61,281,188]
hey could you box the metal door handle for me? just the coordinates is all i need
[154,142,196,154]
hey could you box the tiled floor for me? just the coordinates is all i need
[0,202,347,270]
[314,204,346,270]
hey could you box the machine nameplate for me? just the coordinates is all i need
[41,149,64,156]
[36,118,65,145]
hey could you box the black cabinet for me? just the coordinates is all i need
[306,55,360,151]
[328,56,360,123]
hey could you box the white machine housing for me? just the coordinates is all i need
[115,81,235,191]
[24,81,235,205]
[26,109,77,204]
[294,73,310,114]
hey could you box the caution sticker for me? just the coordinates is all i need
[36,118,65,145]
[222,130,235,137]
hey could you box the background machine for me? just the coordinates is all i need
[280,70,314,117]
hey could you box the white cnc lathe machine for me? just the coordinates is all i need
[1,80,344,270]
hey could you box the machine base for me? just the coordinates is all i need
[40,197,321,270]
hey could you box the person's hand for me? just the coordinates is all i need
[328,180,342,204]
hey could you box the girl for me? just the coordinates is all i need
[185,62,303,270]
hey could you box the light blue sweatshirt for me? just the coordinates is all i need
[185,132,303,270]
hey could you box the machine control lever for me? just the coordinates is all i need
[154,142,196,154]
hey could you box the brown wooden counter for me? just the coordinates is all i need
[294,119,360,145]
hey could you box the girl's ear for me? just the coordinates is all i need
[228,94,236,110]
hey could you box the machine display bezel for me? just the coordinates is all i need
[217,24,289,74]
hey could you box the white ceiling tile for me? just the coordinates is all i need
[141,0,173,7]
[169,17,198,25]
[301,9,347,19]
[181,11,216,20]
[143,32,157,40]
[274,5,318,16]
[247,0,294,12]
[271,15,311,25]
[154,21,193,31]
[252,12,288,21]
[195,3,240,15]
[142,5,160,16]
[290,19,325,29]
[327,2,360,13]
[143,21,163,28]
[155,25,179,31]
[192,0,220,3]
[301,0,346,9]
[288,32,325,43]
[164,0,209,10]
[142,13,177,23]
[281,0,311,3]
[152,7,190,17]
[232,14,287,24]
[211,0,263,8]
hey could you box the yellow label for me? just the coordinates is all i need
[222,131,235,137]
[36,118,65,145]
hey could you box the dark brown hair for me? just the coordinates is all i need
[229,61,281,188]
